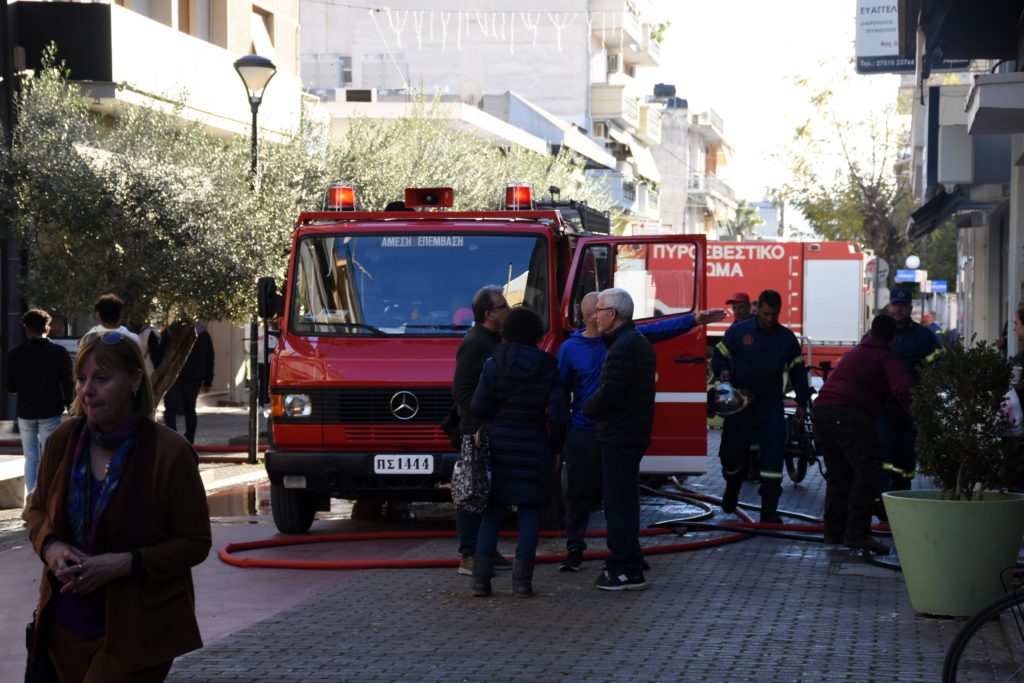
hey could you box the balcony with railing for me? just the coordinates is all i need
[691,109,726,145]
[637,105,661,145]
[592,85,641,130]
[591,0,645,49]
[687,173,736,204]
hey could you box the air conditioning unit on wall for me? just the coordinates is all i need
[593,121,609,140]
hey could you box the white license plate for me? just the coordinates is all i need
[374,455,434,474]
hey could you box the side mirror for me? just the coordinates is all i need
[257,277,279,320]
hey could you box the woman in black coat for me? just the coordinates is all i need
[469,307,568,597]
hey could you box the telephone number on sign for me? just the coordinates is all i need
[374,455,434,474]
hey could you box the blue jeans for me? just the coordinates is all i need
[600,443,644,575]
[563,425,600,552]
[19,415,62,493]
[476,503,539,561]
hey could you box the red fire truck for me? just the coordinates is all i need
[258,185,714,533]
[704,240,872,371]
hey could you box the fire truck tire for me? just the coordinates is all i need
[271,483,316,534]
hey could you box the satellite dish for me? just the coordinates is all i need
[459,80,483,107]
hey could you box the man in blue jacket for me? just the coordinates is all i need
[557,291,724,572]
[879,288,941,494]
[712,289,811,523]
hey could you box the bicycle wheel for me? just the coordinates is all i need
[784,452,807,483]
[943,590,1024,682]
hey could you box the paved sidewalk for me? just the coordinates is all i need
[170,428,959,683]
[0,409,969,682]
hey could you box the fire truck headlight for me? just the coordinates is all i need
[280,394,312,417]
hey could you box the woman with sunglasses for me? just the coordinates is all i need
[26,331,212,681]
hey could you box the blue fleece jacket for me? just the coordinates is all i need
[557,314,698,431]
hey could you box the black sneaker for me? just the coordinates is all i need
[594,569,647,591]
[560,549,584,572]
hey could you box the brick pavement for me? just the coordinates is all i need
[164,428,963,683]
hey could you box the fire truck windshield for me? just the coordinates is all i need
[289,233,550,336]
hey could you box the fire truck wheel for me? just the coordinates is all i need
[271,483,316,534]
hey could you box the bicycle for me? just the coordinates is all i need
[781,362,831,484]
[942,566,1024,682]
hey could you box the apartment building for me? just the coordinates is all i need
[2,0,308,405]
[298,0,664,233]
[648,86,736,237]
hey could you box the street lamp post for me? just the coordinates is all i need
[233,54,276,465]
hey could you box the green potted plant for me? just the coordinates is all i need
[884,336,1024,617]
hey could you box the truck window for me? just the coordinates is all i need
[570,241,697,327]
[289,233,550,336]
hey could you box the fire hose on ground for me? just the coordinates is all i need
[218,480,897,571]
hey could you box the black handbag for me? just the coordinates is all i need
[25,607,59,683]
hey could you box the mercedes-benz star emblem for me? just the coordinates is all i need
[390,391,419,420]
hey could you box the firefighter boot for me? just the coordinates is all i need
[471,554,494,597]
[721,478,742,513]
[512,557,535,598]
[760,495,782,524]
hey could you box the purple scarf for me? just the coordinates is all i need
[65,416,140,553]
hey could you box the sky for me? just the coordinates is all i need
[645,0,902,203]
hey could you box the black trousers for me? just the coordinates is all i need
[164,377,203,443]
[812,404,882,541]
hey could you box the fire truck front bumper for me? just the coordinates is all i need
[264,449,461,501]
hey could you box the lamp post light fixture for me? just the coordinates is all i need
[233,54,276,193]
[233,54,275,465]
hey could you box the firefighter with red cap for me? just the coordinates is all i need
[725,292,753,325]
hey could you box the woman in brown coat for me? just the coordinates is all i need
[27,331,212,681]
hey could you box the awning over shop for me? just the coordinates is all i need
[627,135,661,184]
[906,188,963,240]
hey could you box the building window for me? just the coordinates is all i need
[623,181,636,202]
[251,7,275,57]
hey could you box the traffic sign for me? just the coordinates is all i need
[895,269,917,283]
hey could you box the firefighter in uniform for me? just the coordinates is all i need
[712,289,811,522]
[878,288,941,493]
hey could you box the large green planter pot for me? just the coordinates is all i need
[883,490,1024,617]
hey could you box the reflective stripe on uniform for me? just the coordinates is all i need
[716,341,731,359]
[787,355,805,371]
[925,349,941,364]
[760,471,783,480]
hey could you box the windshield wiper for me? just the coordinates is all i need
[403,324,471,331]
[304,321,389,337]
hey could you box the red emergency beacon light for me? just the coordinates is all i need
[504,184,533,210]
[404,187,454,209]
[323,183,357,211]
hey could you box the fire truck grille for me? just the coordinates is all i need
[313,388,453,424]
[341,425,448,442]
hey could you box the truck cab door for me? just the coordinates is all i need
[561,234,708,475]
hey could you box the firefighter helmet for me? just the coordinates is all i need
[708,382,751,416]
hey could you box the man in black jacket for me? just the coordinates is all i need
[6,309,73,508]
[451,286,511,575]
[583,288,656,591]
